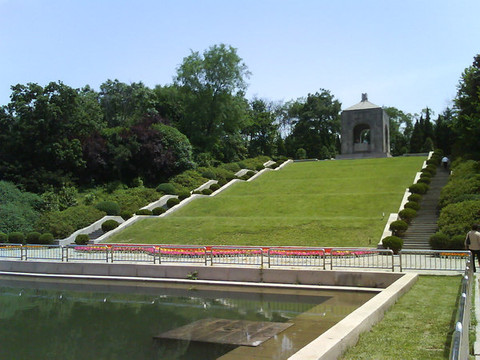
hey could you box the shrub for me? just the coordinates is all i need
[382,236,403,254]
[197,167,216,180]
[399,208,417,223]
[246,170,255,176]
[178,190,191,201]
[240,174,250,181]
[419,172,432,179]
[429,232,450,250]
[35,205,105,239]
[408,183,429,194]
[75,234,89,245]
[439,175,480,208]
[438,199,480,237]
[426,164,437,175]
[202,188,213,195]
[210,183,220,191]
[192,190,203,195]
[417,177,431,185]
[170,170,208,190]
[120,211,132,220]
[404,201,420,211]
[219,162,241,173]
[255,164,264,171]
[451,235,467,250]
[421,168,435,177]
[166,198,180,208]
[101,219,120,232]
[156,183,177,195]
[389,220,408,236]
[8,232,25,244]
[408,193,422,203]
[95,201,120,216]
[38,233,54,244]
[136,209,153,215]
[152,207,166,216]
[26,231,41,244]
[84,193,96,205]
[0,232,7,243]
[295,148,307,159]
[217,179,227,187]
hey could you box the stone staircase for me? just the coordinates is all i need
[401,166,450,249]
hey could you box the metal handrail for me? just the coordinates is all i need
[267,247,326,269]
[449,258,473,360]
[329,248,395,272]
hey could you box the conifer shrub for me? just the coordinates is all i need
[417,177,431,185]
[429,232,450,250]
[426,164,437,175]
[156,183,177,194]
[26,231,41,244]
[8,232,25,244]
[210,183,220,191]
[38,233,54,244]
[404,201,420,211]
[399,208,417,223]
[389,220,408,236]
[152,207,166,216]
[202,188,213,195]
[166,198,180,208]
[136,209,153,215]
[408,193,422,203]
[382,236,403,254]
[120,211,132,220]
[0,232,7,243]
[409,183,429,194]
[178,190,191,201]
[95,201,120,216]
[75,234,89,245]
[101,219,120,232]
[420,172,432,179]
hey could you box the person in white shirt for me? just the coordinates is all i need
[465,224,480,272]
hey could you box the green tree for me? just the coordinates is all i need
[453,54,480,158]
[384,106,413,155]
[434,108,455,155]
[409,119,424,153]
[174,44,251,160]
[284,90,341,158]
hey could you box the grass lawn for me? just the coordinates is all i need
[341,275,461,360]
[108,156,425,247]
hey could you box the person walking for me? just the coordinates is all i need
[465,224,480,272]
[441,156,449,170]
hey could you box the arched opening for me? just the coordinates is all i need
[353,124,371,152]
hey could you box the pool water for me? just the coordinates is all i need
[0,276,375,360]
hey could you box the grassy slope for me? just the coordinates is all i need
[341,275,460,360]
[108,156,425,246]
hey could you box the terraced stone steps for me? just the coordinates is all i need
[401,166,450,250]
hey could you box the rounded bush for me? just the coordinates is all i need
[210,183,220,191]
[26,231,41,244]
[0,232,7,243]
[429,232,450,250]
[95,201,120,216]
[417,177,431,185]
[382,236,403,254]
[255,164,264,171]
[120,211,132,220]
[101,219,120,232]
[408,193,422,203]
[451,235,467,250]
[202,188,213,195]
[421,168,435,177]
[409,183,429,194]
[75,234,89,245]
[426,164,437,175]
[152,207,166,216]
[246,170,255,176]
[389,220,408,236]
[8,232,25,244]
[38,233,54,244]
[136,209,153,215]
[217,179,227,187]
[192,190,203,195]
[166,198,180,208]
[404,201,420,211]
[156,183,177,195]
[178,190,191,201]
[399,208,417,223]
[420,172,432,179]
[240,174,250,181]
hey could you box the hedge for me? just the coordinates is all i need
[156,183,177,195]
[38,233,54,244]
[409,183,429,194]
[404,201,420,211]
[399,208,417,224]
[407,193,422,203]
[152,207,166,215]
[389,220,408,236]
[75,234,89,245]
[429,232,450,250]
[0,232,7,243]
[26,231,41,244]
[166,198,180,208]
[437,199,480,237]
[136,209,153,215]
[8,232,25,244]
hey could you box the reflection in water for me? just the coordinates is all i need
[0,276,375,360]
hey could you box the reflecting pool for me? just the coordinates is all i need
[0,276,376,360]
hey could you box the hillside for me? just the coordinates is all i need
[108,157,425,247]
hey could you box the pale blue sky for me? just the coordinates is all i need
[1,0,479,116]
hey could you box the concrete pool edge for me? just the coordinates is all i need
[288,272,418,360]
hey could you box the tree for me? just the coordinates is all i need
[434,108,455,155]
[384,106,413,155]
[409,119,424,153]
[243,98,280,157]
[284,90,341,158]
[174,44,251,159]
[453,54,480,158]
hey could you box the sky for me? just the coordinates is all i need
[1,0,479,116]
